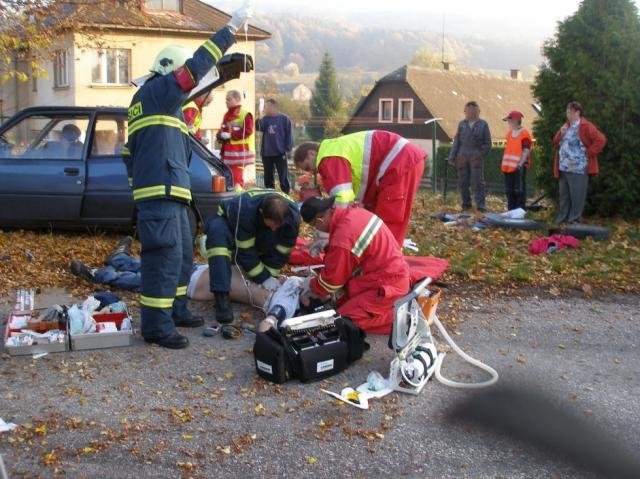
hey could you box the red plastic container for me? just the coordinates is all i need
[93,312,127,330]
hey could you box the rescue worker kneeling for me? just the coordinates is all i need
[299,196,410,335]
[205,190,301,324]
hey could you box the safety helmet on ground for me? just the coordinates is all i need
[150,45,192,76]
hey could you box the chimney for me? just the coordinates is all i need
[510,69,522,80]
[442,61,450,71]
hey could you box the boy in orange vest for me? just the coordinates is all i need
[501,111,532,210]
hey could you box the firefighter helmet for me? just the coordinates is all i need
[150,45,191,75]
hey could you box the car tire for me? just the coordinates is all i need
[484,214,548,231]
[561,223,610,241]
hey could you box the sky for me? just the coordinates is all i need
[211,0,640,42]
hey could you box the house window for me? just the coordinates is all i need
[91,49,131,85]
[398,99,414,123]
[378,99,393,123]
[53,50,68,88]
[144,0,181,11]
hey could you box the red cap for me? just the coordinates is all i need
[503,111,524,121]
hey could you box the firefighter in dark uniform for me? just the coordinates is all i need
[204,189,301,324]
[124,5,252,349]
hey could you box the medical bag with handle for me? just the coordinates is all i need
[253,311,367,384]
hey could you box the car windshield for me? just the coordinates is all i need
[0,114,90,160]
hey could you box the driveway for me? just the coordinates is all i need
[1,288,638,478]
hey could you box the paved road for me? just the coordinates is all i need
[1,289,638,478]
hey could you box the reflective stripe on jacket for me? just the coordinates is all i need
[221,107,255,166]
[126,28,234,203]
[220,189,300,283]
[316,130,418,206]
[310,206,409,298]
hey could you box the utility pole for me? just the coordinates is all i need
[425,118,442,193]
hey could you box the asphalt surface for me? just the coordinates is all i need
[1,289,639,478]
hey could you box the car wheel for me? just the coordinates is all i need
[562,223,610,241]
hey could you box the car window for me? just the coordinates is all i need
[0,114,89,160]
[91,115,128,156]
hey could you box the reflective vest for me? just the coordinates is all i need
[316,130,410,206]
[221,107,255,166]
[502,128,532,173]
[182,101,202,136]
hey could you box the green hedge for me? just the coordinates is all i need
[432,145,536,197]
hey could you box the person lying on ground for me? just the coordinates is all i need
[70,236,305,330]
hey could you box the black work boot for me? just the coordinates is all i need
[214,292,234,324]
[69,260,96,283]
[144,331,189,349]
[106,236,133,264]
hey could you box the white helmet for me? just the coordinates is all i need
[150,45,191,75]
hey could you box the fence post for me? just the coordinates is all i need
[425,118,442,194]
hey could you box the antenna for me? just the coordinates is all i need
[441,14,445,65]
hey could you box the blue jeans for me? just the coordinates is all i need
[93,253,142,292]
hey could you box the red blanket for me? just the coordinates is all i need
[289,238,449,282]
[405,256,449,284]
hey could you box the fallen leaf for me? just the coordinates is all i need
[225,372,234,379]
[254,403,266,416]
[307,456,318,465]
[516,354,526,364]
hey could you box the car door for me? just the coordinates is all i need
[81,112,134,226]
[0,112,89,226]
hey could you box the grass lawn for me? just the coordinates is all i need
[0,190,638,306]
[408,191,640,294]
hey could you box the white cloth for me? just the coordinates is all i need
[266,276,304,320]
[261,277,280,292]
[500,208,526,219]
[403,238,419,252]
[0,418,17,432]
[187,264,208,299]
[219,132,231,140]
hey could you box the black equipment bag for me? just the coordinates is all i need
[253,316,368,384]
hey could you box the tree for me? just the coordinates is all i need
[308,52,343,140]
[532,0,640,218]
[410,47,445,69]
[0,0,156,84]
